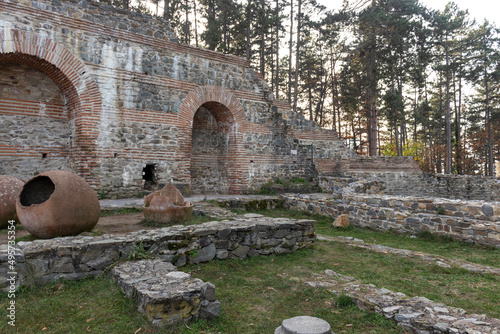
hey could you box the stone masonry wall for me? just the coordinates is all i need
[322,172,500,201]
[0,215,316,291]
[283,194,500,248]
[0,63,74,178]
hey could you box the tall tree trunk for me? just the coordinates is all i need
[246,3,251,60]
[260,0,265,76]
[485,66,493,176]
[275,0,280,99]
[308,85,312,120]
[458,73,462,173]
[292,0,301,113]
[367,0,378,156]
[331,53,337,133]
[185,0,190,44]
[164,0,170,20]
[413,88,418,142]
[445,34,452,174]
[453,71,462,174]
[194,0,199,47]
[207,0,216,50]
[288,0,294,103]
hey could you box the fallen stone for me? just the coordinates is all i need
[333,214,349,228]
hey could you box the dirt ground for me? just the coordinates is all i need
[0,213,156,245]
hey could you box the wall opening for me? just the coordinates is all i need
[190,102,235,194]
[143,164,158,191]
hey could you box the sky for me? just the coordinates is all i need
[317,0,499,26]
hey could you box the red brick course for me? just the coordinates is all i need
[0,29,103,186]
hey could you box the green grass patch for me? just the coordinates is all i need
[139,213,221,228]
[1,239,498,333]
[100,207,143,217]
[14,234,37,243]
[0,276,152,333]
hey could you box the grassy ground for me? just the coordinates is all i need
[139,212,220,228]
[1,207,498,333]
[1,241,498,333]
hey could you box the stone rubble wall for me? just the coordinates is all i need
[309,270,500,334]
[0,215,315,292]
[282,194,500,248]
[321,172,500,202]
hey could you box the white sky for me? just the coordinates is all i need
[317,0,499,26]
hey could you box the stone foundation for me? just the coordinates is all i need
[0,215,316,291]
[283,194,500,248]
[320,173,500,202]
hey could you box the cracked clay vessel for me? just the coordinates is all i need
[143,182,193,224]
[16,170,100,239]
[0,175,25,228]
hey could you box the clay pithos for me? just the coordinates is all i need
[143,182,193,224]
[0,175,25,228]
[16,170,100,239]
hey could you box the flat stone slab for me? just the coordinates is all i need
[111,259,220,327]
[275,316,333,334]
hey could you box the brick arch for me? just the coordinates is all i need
[178,86,248,194]
[0,29,102,186]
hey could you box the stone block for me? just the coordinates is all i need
[51,256,75,273]
[111,259,220,327]
[231,245,249,258]
[190,244,216,264]
[332,214,349,228]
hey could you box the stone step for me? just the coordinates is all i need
[111,259,220,327]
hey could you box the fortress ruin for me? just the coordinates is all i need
[1,0,500,202]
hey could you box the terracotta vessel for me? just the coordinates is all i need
[16,170,100,239]
[143,182,193,224]
[0,175,25,228]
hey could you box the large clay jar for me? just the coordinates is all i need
[16,171,100,239]
[0,175,25,228]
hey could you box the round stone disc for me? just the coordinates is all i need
[276,316,332,334]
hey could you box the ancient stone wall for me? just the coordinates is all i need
[283,194,500,248]
[0,215,316,291]
[321,172,500,201]
[0,0,352,196]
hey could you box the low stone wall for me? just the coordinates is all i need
[282,194,500,248]
[320,173,500,201]
[0,215,315,291]
[310,269,500,334]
